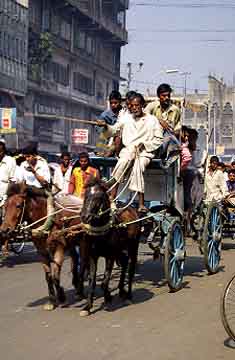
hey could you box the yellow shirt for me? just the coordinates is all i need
[71,166,99,198]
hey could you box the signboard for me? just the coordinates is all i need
[71,129,89,144]
[216,145,225,155]
[0,108,17,134]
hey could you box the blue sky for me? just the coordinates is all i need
[121,1,235,95]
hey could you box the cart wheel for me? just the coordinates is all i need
[10,241,25,255]
[164,220,186,292]
[202,202,222,274]
[220,273,235,341]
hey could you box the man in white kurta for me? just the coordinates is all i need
[0,140,16,200]
[53,152,72,194]
[205,156,228,202]
[98,93,163,211]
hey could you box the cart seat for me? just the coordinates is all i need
[148,201,166,213]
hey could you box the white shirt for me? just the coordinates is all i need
[17,157,51,188]
[205,168,228,202]
[53,165,72,194]
[0,155,16,197]
[107,112,163,157]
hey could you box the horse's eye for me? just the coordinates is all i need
[16,204,22,209]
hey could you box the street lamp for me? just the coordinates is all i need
[161,69,191,123]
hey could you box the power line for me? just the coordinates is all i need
[128,79,208,92]
[128,38,230,43]
[130,2,235,9]
[128,29,235,33]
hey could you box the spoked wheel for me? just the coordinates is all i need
[220,273,235,341]
[202,202,222,274]
[10,241,25,255]
[164,220,186,292]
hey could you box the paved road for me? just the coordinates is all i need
[0,239,235,360]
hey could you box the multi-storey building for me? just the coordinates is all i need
[22,0,128,154]
[0,0,28,145]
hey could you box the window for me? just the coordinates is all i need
[61,19,71,41]
[73,72,93,95]
[52,62,69,86]
[74,29,86,50]
[51,14,60,35]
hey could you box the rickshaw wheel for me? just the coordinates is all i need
[220,273,235,341]
[202,202,222,274]
[10,241,25,255]
[164,220,185,292]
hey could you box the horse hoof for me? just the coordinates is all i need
[80,309,90,317]
[43,303,56,311]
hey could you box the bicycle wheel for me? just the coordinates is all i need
[220,273,235,341]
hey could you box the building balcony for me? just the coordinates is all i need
[66,0,128,44]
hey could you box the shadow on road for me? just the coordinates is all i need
[224,337,235,349]
[0,251,40,268]
[222,242,235,251]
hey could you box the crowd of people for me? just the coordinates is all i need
[0,83,235,226]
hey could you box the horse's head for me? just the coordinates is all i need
[0,182,27,234]
[81,179,110,226]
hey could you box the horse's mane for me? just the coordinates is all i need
[7,182,26,197]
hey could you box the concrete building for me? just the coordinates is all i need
[23,0,128,154]
[0,0,28,145]
[184,76,235,155]
[1,0,128,153]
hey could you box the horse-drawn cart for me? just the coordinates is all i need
[91,150,227,292]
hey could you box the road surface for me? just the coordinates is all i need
[0,238,235,360]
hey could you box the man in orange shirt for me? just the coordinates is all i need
[69,152,100,199]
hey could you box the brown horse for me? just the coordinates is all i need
[78,179,141,316]
[0,183,81,310]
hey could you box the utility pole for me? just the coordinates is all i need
[126,62,144,92]
[127,62,132,92]
[213,105,216,155]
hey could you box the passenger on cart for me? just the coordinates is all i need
[98,90,123,157]
[145,83,181,166]
[226,169,235,193]
[97,93,163,213]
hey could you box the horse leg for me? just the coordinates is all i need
[51,246,66,304]
[118,251,129,299]
[101,257,114,306]
[127,241,139,301]
[80,256,97,317]
[42,257,57,311]
[76,238,90,301]
[70,247,80,296]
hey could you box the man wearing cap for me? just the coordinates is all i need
[0,139,16,202]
